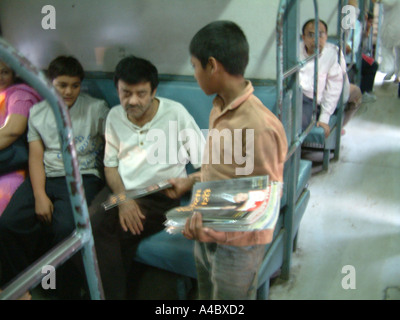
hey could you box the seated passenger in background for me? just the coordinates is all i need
[0,56,109,299]
[0,61,42,215]
[300,19,362,137]
[89,55,204,300]
[344,0,378,103]
[360,12,379,102]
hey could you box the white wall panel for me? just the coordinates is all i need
[0,0,340,79]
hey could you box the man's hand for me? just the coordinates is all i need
[183,212,227,243]
[118,199,145,235]
[35,193,54,225]
[346,44,352,55]
[317,121,330,138]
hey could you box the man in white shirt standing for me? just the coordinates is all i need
[90,56,204,299]
[300,19,361,137]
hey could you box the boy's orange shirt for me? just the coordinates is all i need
[201,81,288,246]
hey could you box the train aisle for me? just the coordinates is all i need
[269,72,400,300]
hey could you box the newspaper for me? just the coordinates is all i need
[164,175,282,233]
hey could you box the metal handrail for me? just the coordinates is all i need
[277,0,319,162]
[275,0,319,280]
[0,38,104,300]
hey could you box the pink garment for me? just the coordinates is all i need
[0,84,42,215]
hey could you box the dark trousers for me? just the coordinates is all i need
[0,175,103,297]
[302,94,320,131]
[89,186,179,300]
[360,59,379,93]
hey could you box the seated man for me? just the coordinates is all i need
[89,55,204,300]
[0,56,109,299]
[300,19,362,137]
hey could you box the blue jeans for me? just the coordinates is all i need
[302,94,320,131]
[194,241,266,300]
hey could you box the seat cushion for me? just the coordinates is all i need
[303,114,338,147]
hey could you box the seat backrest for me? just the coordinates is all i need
[81,76,294,205]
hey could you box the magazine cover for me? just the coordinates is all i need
[165,175,282,233]
[102,181,172,210]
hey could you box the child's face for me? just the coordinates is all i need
[302,21,327,55]
[52,75,81,108]
[191,56,213,95]
[0,61,15,91]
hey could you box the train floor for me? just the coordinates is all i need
[269,72,400,300]
[30,72,399,301]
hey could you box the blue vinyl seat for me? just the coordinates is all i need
[81,76,311,299]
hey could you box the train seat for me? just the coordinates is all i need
[81,76,311,299]
[302,103,344,170]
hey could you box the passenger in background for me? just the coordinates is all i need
[0,56,109,299]
[344,0,378,103]
[300,19,362,137]
[0,61,42,215]
[359,12,379,102]
[89,55,204,300]
[378,0,400,82]
[165,20,288,300]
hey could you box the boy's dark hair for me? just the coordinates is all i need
[47,56,84,81]
[189,20,249,76]
[302,19,328,35]
[114,55,159,92]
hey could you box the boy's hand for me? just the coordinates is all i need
[35,194,54,225]
[317,121,330,138]
[183,212,227,243]
[118,199,145,235]
[163,177,194,199]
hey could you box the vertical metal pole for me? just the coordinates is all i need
[375,2,383,62]
[334,0,345,162]
[276,0,303,280]
[313,0,319,123]
[356,0,366,85]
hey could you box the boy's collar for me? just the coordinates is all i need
[213,81,253,113]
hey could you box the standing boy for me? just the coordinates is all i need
[165,21,288,299]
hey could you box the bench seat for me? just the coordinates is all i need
[82,75,310,299]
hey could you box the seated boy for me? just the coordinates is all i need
[0,56,109,299]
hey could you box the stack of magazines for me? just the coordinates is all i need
[164,175,282,234]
